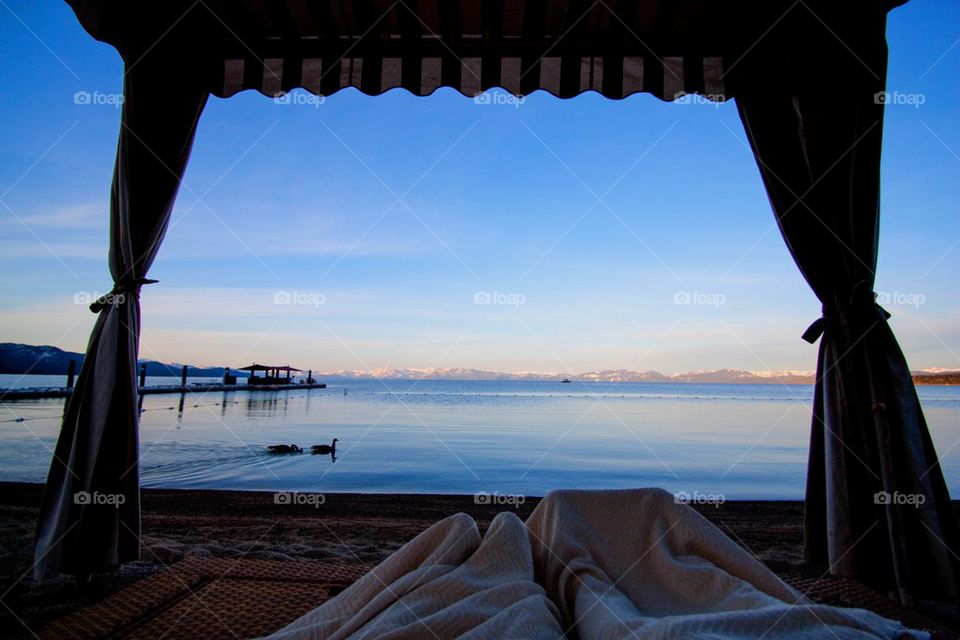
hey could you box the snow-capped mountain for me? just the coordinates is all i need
[319,367,819,384]
[3,343,955,385]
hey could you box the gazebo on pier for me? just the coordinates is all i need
[239,364,303,385]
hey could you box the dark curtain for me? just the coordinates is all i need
[736,86,960,603]
[34,56,207,579]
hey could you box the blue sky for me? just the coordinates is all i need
[0,1,957,374]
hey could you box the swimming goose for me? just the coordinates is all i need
[267,444,302,453]
[311,439,338,454]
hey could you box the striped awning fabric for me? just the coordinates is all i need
[213,0,737,101]
[68,0,895,102]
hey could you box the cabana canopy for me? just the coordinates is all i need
[40,0,958,607]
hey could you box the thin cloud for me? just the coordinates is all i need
[0,202,103,229]
[0,238,105,259]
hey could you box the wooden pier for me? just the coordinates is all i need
[1,360,326,401]
[1,382,327,401]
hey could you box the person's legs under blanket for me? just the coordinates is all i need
[525,488,926,639]
[264,511,564,639]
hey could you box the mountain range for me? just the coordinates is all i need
[318,367,822,384]
[0,343,246,378]
[2,343,957,385]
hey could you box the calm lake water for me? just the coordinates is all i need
[2,375,959,499]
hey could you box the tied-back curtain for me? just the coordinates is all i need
[34,56,207,579]
[736,85,960,602]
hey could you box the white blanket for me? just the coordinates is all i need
[266,489,927,639]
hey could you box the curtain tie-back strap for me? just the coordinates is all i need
[802,317,827,344]
[88,279,158,313]
[802,293,892,344]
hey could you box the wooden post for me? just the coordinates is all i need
[181,365,188,388]
[66,360,76,388]
[137,366,145,414]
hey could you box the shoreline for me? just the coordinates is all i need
[0,481,807,523]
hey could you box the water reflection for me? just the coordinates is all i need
[312,449,337,463]
[245,394,290,416]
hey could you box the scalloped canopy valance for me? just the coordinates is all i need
[68,0,899,101]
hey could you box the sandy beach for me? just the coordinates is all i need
[0,482,813,637]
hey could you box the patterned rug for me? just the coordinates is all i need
[41,558,957,639]
[784,575,959,640]
[40,557,371,639]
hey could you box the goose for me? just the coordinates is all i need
[267,444,302,454]
[311,439,338,454]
